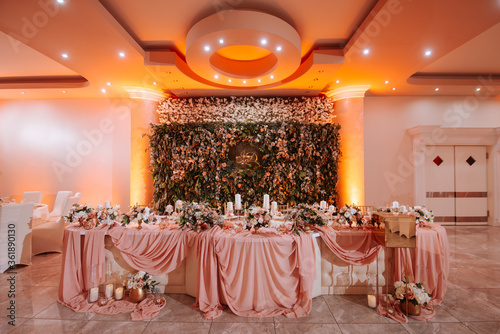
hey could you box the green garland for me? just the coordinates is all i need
[150,122,341,212]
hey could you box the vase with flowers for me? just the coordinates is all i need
[126,271,159,303]
[393,277,431,316]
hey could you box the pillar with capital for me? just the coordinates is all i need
[325,85,370,206]
[124,87,167,206]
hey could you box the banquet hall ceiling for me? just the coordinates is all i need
[0,0,499,100]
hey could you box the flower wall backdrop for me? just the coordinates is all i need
[151,97,340,211]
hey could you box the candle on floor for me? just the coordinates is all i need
[105,283,114,298]
[89,287,99,303]
[235,194,242,210]
[263,194,270,210]
[115,287,123,300]
[368,294,377,308]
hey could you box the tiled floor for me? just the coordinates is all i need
[1,226,500,333]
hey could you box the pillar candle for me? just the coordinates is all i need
[89,287,99,303]
[271,201,277,214]
[105,283,114,298]
[320,201,327,210]
[328,205,336,213]
[226,202,233,215]
[263,194,270,210]
[392,201,399,208]
[368,294,377,308]
[235,194,242,210]
[104,201,111,208]
[115,287,123,300]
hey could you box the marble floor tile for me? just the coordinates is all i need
[151,294,211,322]
[338,323,408,334]
[213,308,274,323]
[323,295,395,324]
[273,296,336,323]
[209,322,275,334]
[34,302,95,321]
[0,317,30,334]
[402,322,477,334]
[10,319,87,334]
[76,320,149,334]
[144,321,211,333]
[464,321,500,334]
[274,323,342,334]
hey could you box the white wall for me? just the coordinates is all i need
[0,98,131,209]
[364,96,500,209]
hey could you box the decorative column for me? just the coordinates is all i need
[325,85,370,206]
[124,87,167,206]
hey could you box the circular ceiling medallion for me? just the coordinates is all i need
[186,10,301,89]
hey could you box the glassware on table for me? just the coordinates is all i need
[88,265,99,303]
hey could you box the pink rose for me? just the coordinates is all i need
[136,282,144,289]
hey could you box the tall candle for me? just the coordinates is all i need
[320,201,327,210]
[392,201,399,209]
[105,283,114,298]
[104,201,111,208]
[271,201,277,215]
[89,287,99,303]
[368,294,377,308]
[226,202,233,215]
[263,194,270,210]
[115,287,123,300]
[328,205,336,213]
[235,194,242,210]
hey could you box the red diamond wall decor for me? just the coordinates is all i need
[433,156,443,166]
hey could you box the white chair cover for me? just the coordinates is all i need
[61,194,81,217]
[32,217,64,255]
[49,191,72,218]
[0,203,34,273]
[22,191,42,204]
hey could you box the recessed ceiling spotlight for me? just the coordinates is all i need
[106,82,111,86]
[257,79,261,83]
[363,49,370,55]
[385,80,389,84]
[21,91,25,94]
[476,88,481,91]
[228,79,232,83]
[335,80,340,84]
[118,51,126,58]
[435,88,439,91]
[218,39,224,44]
[61,53,68,59]
[62,90,67,93]
[243,80,247,84]
[270,75,274,79]
[425,50,432,56]
[214,74,219,79]
[101,88,106,93]
[204,45,210,51]
[260,39,267,45]
[153,82,157,85]
[57,0,65,3]
[276,46,282,51]
[392,87,396,91]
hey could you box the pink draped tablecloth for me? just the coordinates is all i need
[196,227,316,319]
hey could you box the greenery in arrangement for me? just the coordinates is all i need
[150,122,341,212]
[178,202,222,231]
[289,203,327,234]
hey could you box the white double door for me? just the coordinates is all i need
[425,145,488,225]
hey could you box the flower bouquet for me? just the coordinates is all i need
[122,205,152,229]
[410,206,434,226]
[65,204,100,229]
[289,203,327,234]
[394,277,431,315]
[245,206,272,231]
[95,204,122,226]
[178,202,222,231]
[338,205,363,227]
[127,271,159,303]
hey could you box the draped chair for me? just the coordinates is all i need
[49,191,72,218]
[0,203,34,272]
[22,191,42,204]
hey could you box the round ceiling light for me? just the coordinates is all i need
[185,10,301,88]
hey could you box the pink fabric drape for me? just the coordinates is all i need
[58,223,166,320]
[317,226,382,265]
[392,224,449,304]
[197,227,316,319]
[107,224,193,276]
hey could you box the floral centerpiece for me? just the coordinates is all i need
[95,204,122,224]
[65,204,93,223]
[178,202,222,231]
[122,205,152,228]
[410,206,434,226]
[338,205,363,227]
[394,277,431,315]
[289,203,327,234]
[127,271,159,303]
[245,206,272,231]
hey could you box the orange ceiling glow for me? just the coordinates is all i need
[0,0,498,99]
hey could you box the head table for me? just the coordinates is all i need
[57,220,449,322]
